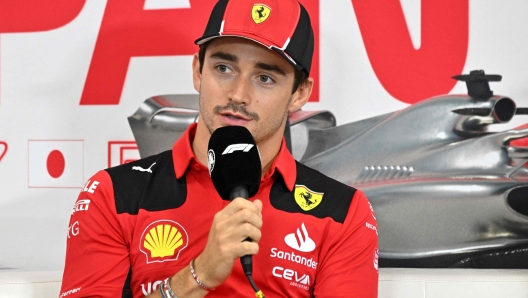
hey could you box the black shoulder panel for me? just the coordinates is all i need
[105,150,187,215]
[269,161,357,223]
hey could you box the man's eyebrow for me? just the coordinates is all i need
[256,62,286,76]
[209,51,237,62]
[209,51,286,76]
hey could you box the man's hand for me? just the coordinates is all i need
[148,198,263,298]
[194,198,263,288]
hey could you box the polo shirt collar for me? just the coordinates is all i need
[264,139,296,191]
[172,123,198,179]
[172,123,297,191]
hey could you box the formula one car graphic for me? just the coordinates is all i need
[128,70,528,268]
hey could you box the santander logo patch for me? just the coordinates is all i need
[284,223,316,252]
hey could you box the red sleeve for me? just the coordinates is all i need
[314,190,379,298]
[59,170,130,298]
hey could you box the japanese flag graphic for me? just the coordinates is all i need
[28,140,84,188]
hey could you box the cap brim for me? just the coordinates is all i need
[194,33,303,72]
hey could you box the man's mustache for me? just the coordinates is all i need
[213,102,260,121]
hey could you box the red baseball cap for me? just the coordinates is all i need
[195,0,314,76]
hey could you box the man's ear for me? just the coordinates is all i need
[192,52,201,93]
[288,77,314,113]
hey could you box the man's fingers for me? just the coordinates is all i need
[253,199,263,216]
[236,240,260,257]
[228,197,262,215]
[214,215,262,244]
[240,222,262,242]
[210,198,254,223]
[231,208,263,229]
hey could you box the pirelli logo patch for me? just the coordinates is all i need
[294,185,323,211]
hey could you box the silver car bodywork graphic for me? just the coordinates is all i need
[128,72,528,268]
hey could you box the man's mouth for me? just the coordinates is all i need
[214,103,260,121]
[221,112,250,121]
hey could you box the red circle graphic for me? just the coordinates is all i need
[47,150,65,178]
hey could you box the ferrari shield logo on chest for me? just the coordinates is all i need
[252,4,271,24]
[294,185,323,211]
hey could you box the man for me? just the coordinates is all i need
[60,0,378,297]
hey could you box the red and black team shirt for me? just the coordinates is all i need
[60,123,378,298]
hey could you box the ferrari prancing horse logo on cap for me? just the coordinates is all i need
[252,4,271,24]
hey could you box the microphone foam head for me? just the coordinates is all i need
[207,126,262,200]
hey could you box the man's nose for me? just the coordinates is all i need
[229,77,251,105]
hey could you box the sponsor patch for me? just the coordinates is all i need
[68,221,80,238]
[60,287,81,297]
[81,179,99,194]
[368,201,377,220]
[294,185,323,211]
[72,199,90,214]
[141,280,163,296]
[207,149,215,175]
[132,162,156,173]
[140,220,188,264]
[270,248,318,269]
[272,266,310,291]
[374,248,379,270]
[284,222,316,252]
[366,222,378,235]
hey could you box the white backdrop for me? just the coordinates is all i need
[1,0,528,271]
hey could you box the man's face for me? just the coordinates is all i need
[193,37,307,144]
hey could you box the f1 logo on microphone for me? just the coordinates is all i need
[222,144,254,155]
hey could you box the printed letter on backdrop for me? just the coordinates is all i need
[352,0,468,104]
[0,0,85,33]
[0,141,7,162]
[80,0,320,105]
[80,0,215,105]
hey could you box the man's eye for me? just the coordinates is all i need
[259,75,273,83]
[217,65,229,72]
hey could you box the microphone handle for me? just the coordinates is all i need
[229,185,249,200]
[229,185,253,276]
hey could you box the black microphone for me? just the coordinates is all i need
[207,126,262,277]
[208,126,262,201]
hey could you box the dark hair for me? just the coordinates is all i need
[198,42,308,94]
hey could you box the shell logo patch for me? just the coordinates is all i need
[294,185,324,211]
[140,220,188,264]
[252,4,271,24]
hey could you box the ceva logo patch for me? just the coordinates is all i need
[139,220,188,264]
